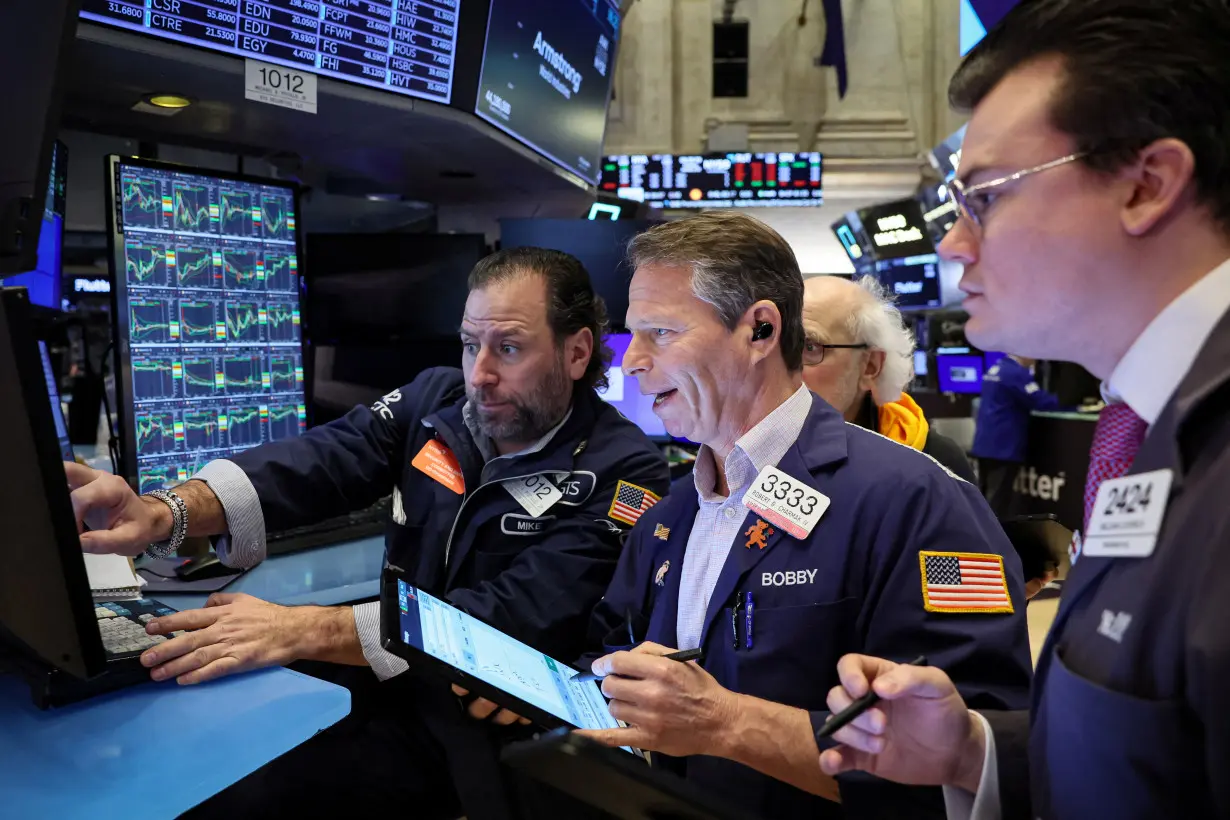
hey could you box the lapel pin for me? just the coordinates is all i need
[653,523,671,541]
[654,560,671,586]
[745,520,774,550]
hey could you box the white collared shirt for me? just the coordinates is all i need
[1103,257,1230,424]
[675,385,813,650]
[948,256,1230,820]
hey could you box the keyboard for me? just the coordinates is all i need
[22,598,181,708]
[266,496,390,556]
[94,599,182,659]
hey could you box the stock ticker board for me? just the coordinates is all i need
[114,162,307,494]
[601,152,825,209]
[81,0,461,105]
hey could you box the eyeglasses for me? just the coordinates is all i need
[946,152,1088,230]
[802,341,868,367]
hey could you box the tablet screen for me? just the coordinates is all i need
[395,580,622,735]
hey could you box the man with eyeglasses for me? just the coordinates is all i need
[801,274,976,482]
[821,2,1230,819]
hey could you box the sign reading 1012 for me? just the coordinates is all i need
[244,58,318,115]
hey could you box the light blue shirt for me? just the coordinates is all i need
[676,386,813,650]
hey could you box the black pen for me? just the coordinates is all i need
[572,647,704,683]
[816,655,929,740]
[626,608,637,646]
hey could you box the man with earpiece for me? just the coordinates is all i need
[572,212,1031,819]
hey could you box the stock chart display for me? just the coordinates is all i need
[601,152,824,209]
[111,161,307,494]
[81,0,461,105]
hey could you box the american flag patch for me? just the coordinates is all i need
[608,480,661,526]
[919,551,1014,614]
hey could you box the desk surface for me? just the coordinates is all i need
[151,535,385,612]
[0,667,350,819]
[73,445,385,612]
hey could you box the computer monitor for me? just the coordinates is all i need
[915,180,958,248]
[0,287,106,681]
[305,233,487,346]
[0,3,78,276]
[39,341,74,462]
[928,125,967,183]
[475,0,623,184]
[500,218,661,329]
[872,254,942,311]
[3,141,67,309]
[936,347,985,395]
[857,198,936,262]
[105,156,307,493]
[830,213,874,273]
[598,332,668,440]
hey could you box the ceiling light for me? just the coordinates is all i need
[144,93,193,109]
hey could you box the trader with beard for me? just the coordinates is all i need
[64,247,670,819]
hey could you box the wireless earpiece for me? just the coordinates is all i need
[752,322,774,342]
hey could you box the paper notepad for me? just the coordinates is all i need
[83,553,144,602]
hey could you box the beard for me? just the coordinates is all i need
[468,351,574,446]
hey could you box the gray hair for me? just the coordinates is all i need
[626,212,806,370]
[851,275,917,403]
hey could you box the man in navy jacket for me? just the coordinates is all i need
[971,355,1061,515]
[577,212,1031,819]
[67,247,669,818]
[820,3,1230,818]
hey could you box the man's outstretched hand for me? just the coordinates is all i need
[65,461,170,556]
[819,654,986,795]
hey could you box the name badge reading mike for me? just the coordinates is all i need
[743,465,830,539]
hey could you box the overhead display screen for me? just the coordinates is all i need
[475,0,621,184]
[874,254,942,311]
[80,0,462,105]
[857,198,935,260]
[602,152,824,209]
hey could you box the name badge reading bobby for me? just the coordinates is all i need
[504,473,564,518]
[743,465,830,539]
[1081,468,1173,559]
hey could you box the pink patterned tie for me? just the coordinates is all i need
[1082,403,1148,532]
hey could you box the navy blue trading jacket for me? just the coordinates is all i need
[229,367,670,662]
[586,393,1032,819]
[971,357,1062,462]
[986,308,1230,819]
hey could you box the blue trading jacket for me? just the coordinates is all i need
[971,357,1062,462]
[586,393,1032,819]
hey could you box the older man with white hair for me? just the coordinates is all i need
[801,274,976,481]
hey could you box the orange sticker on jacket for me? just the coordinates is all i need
[412,440,465,494]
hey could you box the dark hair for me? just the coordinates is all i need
[626,211,806,371]
[467,246,613,392]
[950,0,1230,230]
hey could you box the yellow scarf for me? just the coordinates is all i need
[878,392,929,452]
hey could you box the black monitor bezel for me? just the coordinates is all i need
[473,0,623,186]
[103,154,309,489]
[379,571,614,735]
[0,286,107,680]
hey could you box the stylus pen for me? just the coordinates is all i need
[816,655,928,740]
[572,647,705,683]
